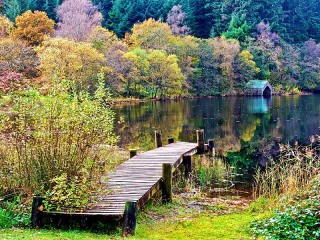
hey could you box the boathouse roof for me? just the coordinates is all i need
[245,80,272,96]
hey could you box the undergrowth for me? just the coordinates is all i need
[250,138,320,240]
[0,196,30,229]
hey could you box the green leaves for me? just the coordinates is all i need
[0,83,117,200]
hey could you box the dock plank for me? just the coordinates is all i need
[44,142,198,217]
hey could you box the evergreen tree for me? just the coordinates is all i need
[182,0,211,38]
[223,14,250,42]
[4,0,22,21]
[92,0,112,26]
[108,0,136,37]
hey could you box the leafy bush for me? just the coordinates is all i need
[43,170,107,212]
[250,175,320,240]
[0,196,30,228]
[0,70,26,95]
[0,79,118,209]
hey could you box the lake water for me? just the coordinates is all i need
[113,95,320,154]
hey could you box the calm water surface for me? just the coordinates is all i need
[113,95,320,154]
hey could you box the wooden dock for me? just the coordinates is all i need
[92,141,197,213]
[31,130,210,236]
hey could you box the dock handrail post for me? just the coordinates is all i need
[167,137,174,144]
[196,129,205,154]
[122,201,138,237]
[162,163,173,203]
[183,155,192,179]
[155,130,162,148]
[129,149,137,158]
[31,196,44,228]
[208,139,215,156]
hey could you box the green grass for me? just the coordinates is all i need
[0,212,260,240]
[0,195,263,240]
[133,212,260,240]
[0,229,118,240]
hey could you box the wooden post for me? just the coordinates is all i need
[80,216,88,230]
[208,139,215,156]
[196,129,205,154]
[167,137,174,144]
[122,201,138,237]
[31,196,44,228]
[162,163,172,203]
[183,155,192,179]
[155,130,162,148]
[129,149,137,158]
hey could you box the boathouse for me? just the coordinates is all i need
[245,80,272,96]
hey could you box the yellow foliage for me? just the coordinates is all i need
[239,50,260,73]
[13,10,54,45]
[87,26,119,51]
[0,15,14,38]
[240,118,261,142]
[36,37,105,87]
[0,37,37,76]
[130,18,175,50]
[147,50,184,97]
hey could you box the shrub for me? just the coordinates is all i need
[0,196,30,228]
[250,140,320,239]
[0,79,118,207]
[0,70,25,95]
[251,175,320,240]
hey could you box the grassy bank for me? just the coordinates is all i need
[0,192,264,240]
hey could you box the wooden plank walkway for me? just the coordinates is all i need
[31,130,208,236]
[87,141,197,215]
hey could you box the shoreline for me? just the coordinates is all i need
[111,91,315,105]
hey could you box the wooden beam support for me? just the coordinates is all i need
[129,149,137,158]
[122,201,138,237]
[208,139,215,156]
[196,129,205,154]
[155,130,162,148]
[162,163,173,203]
[183,155,192,179]
[167,137,174,144]
[31,196,44,228]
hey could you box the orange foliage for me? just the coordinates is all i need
[13,10,54,45]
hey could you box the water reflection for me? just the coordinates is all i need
[247,97,272,114]
[113,95,320,154]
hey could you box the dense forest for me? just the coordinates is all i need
[1,0,320,97]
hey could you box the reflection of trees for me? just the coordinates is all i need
[113,95,320,154]
[114,100,187,151]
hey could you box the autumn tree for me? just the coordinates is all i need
[123,48,150,97]
[0,15,14,38]
[0,38,38,77]
[146,50,184,98]
[166,5,190,37]
[234,50,260,86]
[36,37,105,91]
[87,26,119,51]
[129,18,177,51]
[101,41,132,94]
[55,0,102,42]
[13,10,54,45]
[209,37,240,92]
[299,39,320,91]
